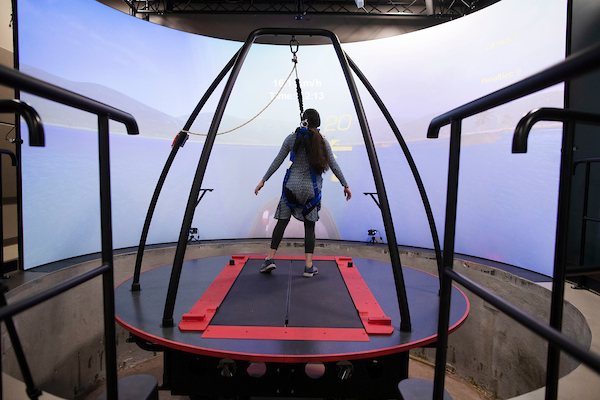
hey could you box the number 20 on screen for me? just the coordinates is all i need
[322,115,352,131]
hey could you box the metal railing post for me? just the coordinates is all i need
[513,107,600,399]
[98,114,118,400]
[544,117,575,400]
[0,151,17,275]
[0,284,41,400]
[433,119,463,399]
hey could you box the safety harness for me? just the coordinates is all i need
[282,127,321,218]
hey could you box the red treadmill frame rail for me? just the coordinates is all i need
[178,255,394,340]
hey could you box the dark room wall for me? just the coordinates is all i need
[567,0,600,282]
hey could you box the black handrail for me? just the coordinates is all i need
[573,157,600,270]
[0,99,44,146]
[161,27,412,333]
[346,53,443,279]
[511,107,600,398]
[514,108,600,153]
[0,150,17,280]
[131,49,240,291]
[0,264,111,400]
[446,269,600,372]
[426,40,600,400]
[0,264,109,322]
[523,115,600,275]
[0,283,42,400]
[0,266,109,400]
[0,98,44,280]
[0,64,138,135]
[0,65,140,400]
[0,150,16,166]
[427,40,600,139]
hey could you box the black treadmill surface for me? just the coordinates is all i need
[210,258,363,329]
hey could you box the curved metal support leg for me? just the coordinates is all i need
[328,34,411,332]
[345,53,443,281]
[131,130,187,291]
[132,50,240,291]
[162,40,253,327]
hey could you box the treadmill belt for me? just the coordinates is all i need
[287,259,363,329]
[209,258,289,327]
[211,258,363,329]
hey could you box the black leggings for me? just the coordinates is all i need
[270,218,316,254]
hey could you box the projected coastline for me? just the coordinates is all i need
[19,0,567,277]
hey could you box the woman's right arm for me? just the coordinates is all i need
[255,134,294,194]
[254,179,265,195]
[262,134,294,182]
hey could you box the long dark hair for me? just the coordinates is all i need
[302,109,330,175]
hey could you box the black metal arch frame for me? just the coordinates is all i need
[132,28,444,335]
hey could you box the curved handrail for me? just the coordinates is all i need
[0,99,44,146]
[514,108,600,284]
[0,149,17,166]
[446,269,600,373]
[513,108,600,153]
[427,40,600,139]
[428,39,600,400]
[0,64,138,135]
[573,157,600,170]
[0,264,109,321]
[0,64,142,400]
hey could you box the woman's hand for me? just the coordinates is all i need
[255,179,265,195]
[344,185,352,201]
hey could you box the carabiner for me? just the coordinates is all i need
[290,36,300,55]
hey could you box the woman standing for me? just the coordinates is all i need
[254,109,351,277]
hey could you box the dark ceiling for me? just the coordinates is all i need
[96,0,501,44]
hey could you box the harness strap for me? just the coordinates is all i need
[282,128,321,217]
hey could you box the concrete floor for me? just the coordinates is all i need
[3,241,598,399]
[78,280,600,400]
[509,282,600,400]
[6,280,596,400]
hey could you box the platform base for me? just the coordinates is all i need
[164,347,408,399]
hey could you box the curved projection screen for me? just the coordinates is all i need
[19,0,566,276]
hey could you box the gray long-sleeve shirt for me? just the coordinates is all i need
[263,132,348,221]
